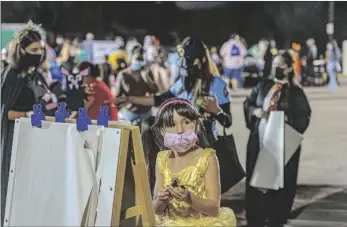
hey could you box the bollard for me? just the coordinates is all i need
[343,40,347,76]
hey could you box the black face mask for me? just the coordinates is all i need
[273,67,286,80]
[20,53,43,70]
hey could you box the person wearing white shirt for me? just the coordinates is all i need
[220,34,247,90]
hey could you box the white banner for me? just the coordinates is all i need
[91,41,119,64]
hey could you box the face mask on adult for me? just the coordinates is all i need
[272,67,287,80]
[131,59,145,71]
[19,52,43,71]
[163,129,198,153]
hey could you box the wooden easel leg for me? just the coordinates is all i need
[111,129,130,227]
[131,128,156,227]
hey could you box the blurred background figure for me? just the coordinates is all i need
[220,33,247,90]
[270,39,278,56]
[301,38,318,85]
[82,32,94,62]
[85,32,94,41]
[145,36,160,67]
[210,46,222,72]
[79,61,118,120]
[1,48,8,72]
[109,36,129,72]
[126,36,139,60]
[115,45,158,124]
[100,54,113,87]
[261,39,273,79]
[168,46,180,85]
[326,39,342,91]
[290,42,302,85]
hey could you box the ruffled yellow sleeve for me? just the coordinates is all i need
[197,148,215,176]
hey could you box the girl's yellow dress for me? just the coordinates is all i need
[155,148,237,227]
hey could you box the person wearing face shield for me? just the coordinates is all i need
[0,21,65,224]
[114,45,158,123]
[243,51,312,227]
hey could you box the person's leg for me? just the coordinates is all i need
[327,63,337,91]
[236,67,244,88]
[246,185,267,227]
[267,149,301,226]
[229,69,238,90]
[223,68,233,89]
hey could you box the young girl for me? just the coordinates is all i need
[151,98,236,226]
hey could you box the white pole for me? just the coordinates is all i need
[343,40,347,76]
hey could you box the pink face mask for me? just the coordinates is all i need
[164,129,198,153]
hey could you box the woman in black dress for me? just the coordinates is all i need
[1,21,63,223]
[243,51,312,227]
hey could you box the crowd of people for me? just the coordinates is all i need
[5,20,343,227]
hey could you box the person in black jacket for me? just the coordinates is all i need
[1,21,64,224]
[243,51,311,227]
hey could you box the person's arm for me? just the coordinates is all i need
[152,160,170,215]
[160,68,171,91]
[84,95,95,110]
[57,42,70,65]
[116,90,175,108]
[186,153,220,216]
[287,88,311,134]
[114,72,125,98]
[8,110,31,120]
[243,82,261,130]
[220,42,227,58]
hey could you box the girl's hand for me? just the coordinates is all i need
[157,188,172,204]
[201,96,221,115]
[168,185,190,203]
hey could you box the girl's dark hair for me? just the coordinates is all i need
[78,61,100,77]
[8,22,44,69]
[143,98,210,192]
[152,98,209,150]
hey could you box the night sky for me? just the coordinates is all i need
[2,1,347,52]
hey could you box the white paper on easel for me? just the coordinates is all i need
[5,119,104,227]
[65,125,103,226]
[250,111,285,190]
[5,119,73,226]
[83,126,105,226]
[284,124,303,164]
[95,128,122,227]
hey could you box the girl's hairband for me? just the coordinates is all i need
[158,99,195,115]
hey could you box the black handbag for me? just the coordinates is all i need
[215,133,246,194]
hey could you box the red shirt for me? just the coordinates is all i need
[88,81,118,121]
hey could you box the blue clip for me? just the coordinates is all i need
[31,104,45,127]
[97,105,110,127]
[76,108,89,131]
[55,102,69,123]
